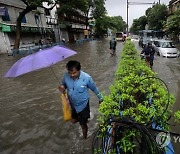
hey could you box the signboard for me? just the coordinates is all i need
[2,24,11,32]
[1,24,53,33]
[10,26,30,32]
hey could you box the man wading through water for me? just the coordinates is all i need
[109,38,117,56]
[59,60,103,139]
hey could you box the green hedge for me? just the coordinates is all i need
[97,40,176,153]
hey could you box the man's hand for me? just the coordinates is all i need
[99,99,103,105]
[58,85,66,93]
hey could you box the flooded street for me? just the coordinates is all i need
[0,39,180,153]
[153,53,180,153]
[0,38,123,154]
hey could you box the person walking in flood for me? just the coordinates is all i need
[59,60,103,139]
[109,37,117,56]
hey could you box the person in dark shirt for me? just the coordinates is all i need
[141,42,155,69]
[109,38,117,56]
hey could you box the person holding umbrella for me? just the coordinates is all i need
[59,60,103,139]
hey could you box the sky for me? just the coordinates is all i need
[105,0,170,27]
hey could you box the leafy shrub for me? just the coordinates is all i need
[97,40,176,153]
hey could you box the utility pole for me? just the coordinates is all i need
[126,1,155,34]
[127,0,129,33]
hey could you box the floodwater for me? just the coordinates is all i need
[0,39,179,154]
[0,38,123,154]
[152,53,180,153]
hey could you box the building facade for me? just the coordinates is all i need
[0,0,53,54]
[168,0,180,15]
[58,8,90,43]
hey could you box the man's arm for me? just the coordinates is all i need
[141,48,146,54]
[88,76,103,101]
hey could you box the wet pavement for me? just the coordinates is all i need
[153,53,180,152]
[0,38,180,153]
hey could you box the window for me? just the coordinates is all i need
[2,7,10,21]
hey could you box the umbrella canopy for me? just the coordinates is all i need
[4,45,77,78]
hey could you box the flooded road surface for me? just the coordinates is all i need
[0,38,123,154]
[1,39,179,154]
[153,54,180,152]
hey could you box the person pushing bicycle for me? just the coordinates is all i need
[141,42,155,69]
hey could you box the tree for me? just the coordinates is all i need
[95,16,109,38]
[109,16,126,33]
[165,10,180,42]
[146,3,168,30]
[130,19,141,34]
[90,0,106,19]
[91,0,107,37]
[130,16,147,34]
[14,0,57,49]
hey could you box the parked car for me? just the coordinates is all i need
[152,39,179,57]
[139,37,153,48]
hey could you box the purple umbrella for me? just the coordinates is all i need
[4,45,77,78]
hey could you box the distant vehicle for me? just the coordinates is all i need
[116,32,123,41]
[153,39,179,58]
[131,35,139,42]
[139,37,153,48]
[139,30,165,39]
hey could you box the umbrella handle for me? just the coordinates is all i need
[50,65,60,84]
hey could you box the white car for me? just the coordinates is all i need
[131,35,139,42]
[153,39,179,57]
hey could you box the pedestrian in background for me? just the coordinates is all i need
[59,60,103,139]
[141,42,155,69]
[123,32,127,42]
[109,37,117,56]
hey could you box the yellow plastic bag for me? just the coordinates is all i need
[61,93,72,121]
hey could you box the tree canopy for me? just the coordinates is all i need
[145,3,168,30]
[130,16,147,34]
[130,3,169,34]
[165,10,180,41]
[108,16,126,33]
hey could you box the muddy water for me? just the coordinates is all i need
[0,38,123,154]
